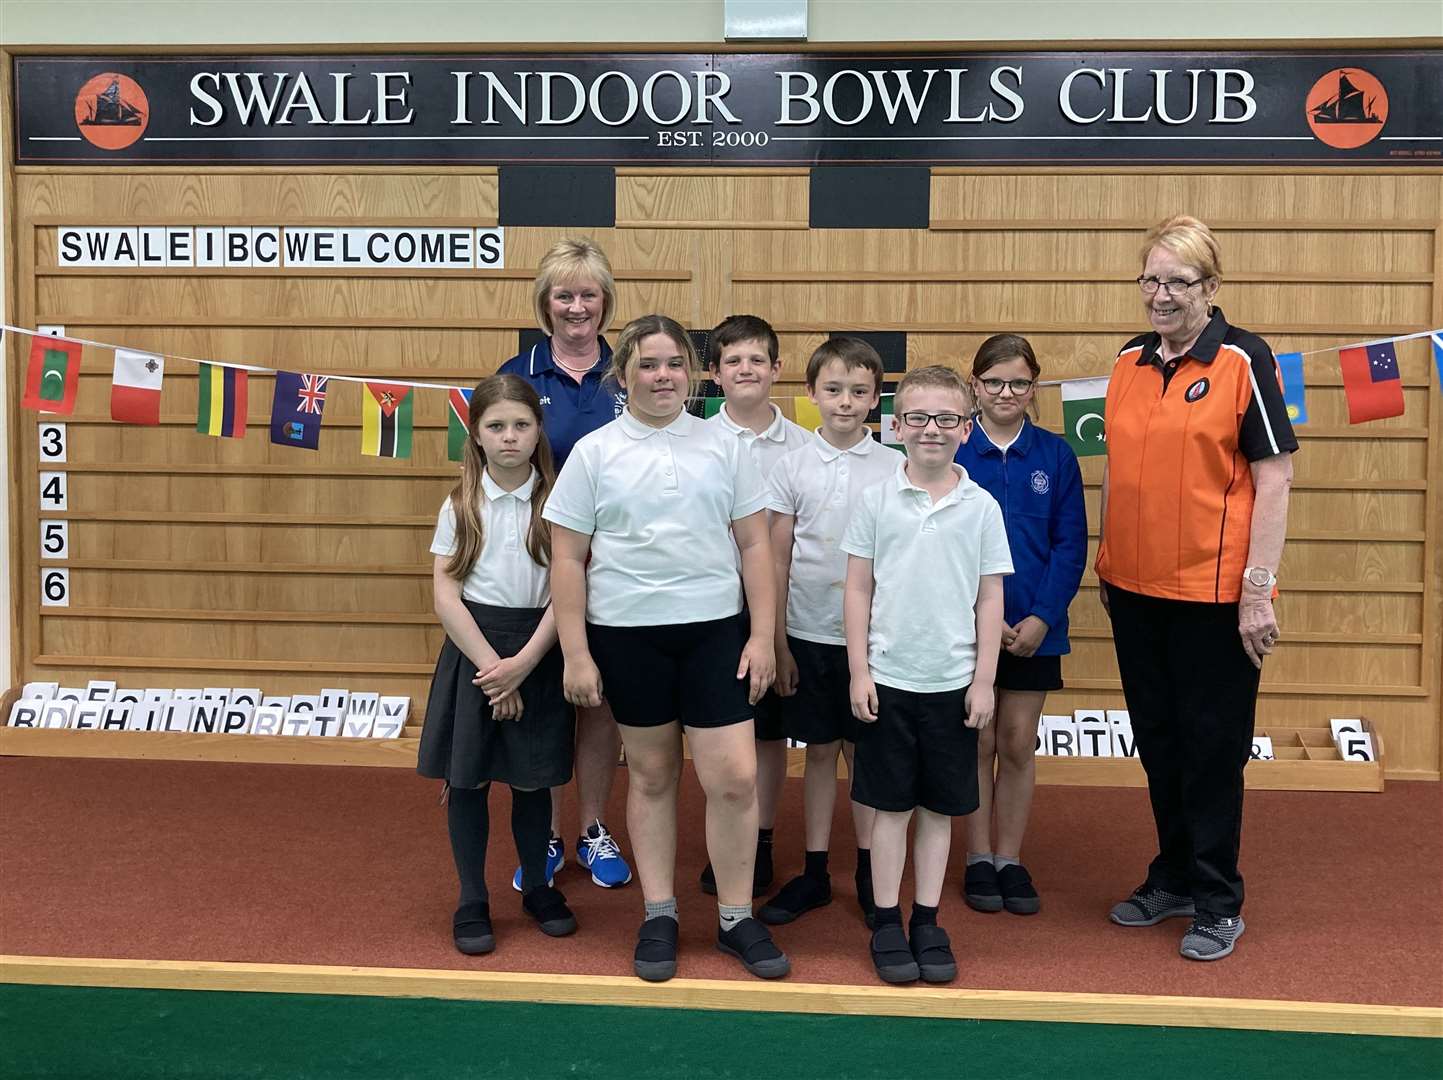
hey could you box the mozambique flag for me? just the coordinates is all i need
[446,387,473,462]
[21,335,83,414]
[196,362,247,438]
[362,382,414,458]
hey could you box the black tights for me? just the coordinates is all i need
[446,784,554,905]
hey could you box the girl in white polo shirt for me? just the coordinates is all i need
[544,313,790,983]
[420,374,578,956]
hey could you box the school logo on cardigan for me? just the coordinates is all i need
[1185,378,1211,403]
[1030,470,1050,495]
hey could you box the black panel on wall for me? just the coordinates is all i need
[829,330,907,373]
[498,166,616,227]
[809,167,931,229]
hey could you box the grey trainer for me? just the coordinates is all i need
[1109,883,1196,926]
[1180,914,1245,961]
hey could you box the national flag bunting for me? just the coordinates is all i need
[21,335,83,414]
[879,396,904,448]
[1060,377,1109,457]
[1338,341,1404,424]
[196,362,247,438]
[110,348,164,425]
[1431,333,1443,389]
[1275,351,1307,425]
[269,371,329,450]
[792,396,822,432]
[361,382,414,458]
[700,396,725,419]
[447,387,474,461]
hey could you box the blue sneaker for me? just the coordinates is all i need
[512,836,565,893]
[577,820,633,888]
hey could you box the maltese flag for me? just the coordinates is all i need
[110,348,164,425]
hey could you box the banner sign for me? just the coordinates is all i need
[14,51,1440,166]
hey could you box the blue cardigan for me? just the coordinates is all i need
[954,417,1088,656]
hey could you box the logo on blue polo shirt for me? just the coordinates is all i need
[1031,469,1050,495]
[613,391,627,417]
[538,395,552,406]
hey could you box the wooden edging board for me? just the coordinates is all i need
[1,956,1438,1040]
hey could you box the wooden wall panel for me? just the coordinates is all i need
[9,166,1441,779]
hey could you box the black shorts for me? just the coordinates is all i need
[995,651,1063,693]
[782,636,857,745]
[753,688,785,741]
[851,683,979,817]
[588,615,754,730]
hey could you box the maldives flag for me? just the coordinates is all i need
[21,335,83,414]
[110,348,164,424]
[1339,341,1404,423]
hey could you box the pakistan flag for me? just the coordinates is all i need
[1060,377,1108,458]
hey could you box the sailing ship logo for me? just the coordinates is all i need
[1305,68,1388,150]
[72,72,149,150]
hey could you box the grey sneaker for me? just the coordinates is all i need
[1109,883,1196,926]
[1180,914,1245,961]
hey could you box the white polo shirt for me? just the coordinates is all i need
[767,433,905,646]
[840,462,1013,692]
[708,402,810,480]
[430,468,550,609]
[543,409,770,627]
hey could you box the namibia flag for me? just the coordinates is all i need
[196,363,247,438]
[361,382,413,458]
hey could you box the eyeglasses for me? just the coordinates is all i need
[979,377,1035,396]
[898,411,966,430]
[1137,275,1206,296]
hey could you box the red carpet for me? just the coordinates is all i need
[2,756,1439,1007]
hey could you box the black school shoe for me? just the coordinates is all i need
[963,861,1004,913]
[758,873,832,925]
[521,884,578,937]
[634,915,679,982]
[699,843,773,897]
[909,924,958,984]
[997,863,1041,915]
[869,924,920,984]
[716,917,791,979]
[453,901,495,955]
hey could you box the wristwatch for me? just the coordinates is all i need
[1244,566,1277,589]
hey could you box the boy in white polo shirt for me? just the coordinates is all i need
[841,365,1012,985]
[758,337,903,930]
[700,314,810,898]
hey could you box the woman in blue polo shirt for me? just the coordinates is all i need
[954,334,1087,916]
[496,237,632,890]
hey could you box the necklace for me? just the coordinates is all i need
[551,347,601,376]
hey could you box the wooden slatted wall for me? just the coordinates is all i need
[7,162,1441,779]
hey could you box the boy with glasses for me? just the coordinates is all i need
[842,366,1013,984]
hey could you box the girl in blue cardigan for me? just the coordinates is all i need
[954,334,1087,916]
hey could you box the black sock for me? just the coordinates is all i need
[758,827,774,845]
[910,902,938,929]
[510,786,554,894]
[446,784,491,906]
[856,848,871,877]
[804,849,829,880]
[874,904,902,929]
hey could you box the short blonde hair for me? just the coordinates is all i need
[532,237,617,335]
[1140,215,1222,280]
[895,365,976,415]
[610,313,699,401]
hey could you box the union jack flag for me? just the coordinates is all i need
[297,374,329,414]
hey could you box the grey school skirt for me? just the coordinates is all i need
[418,601,574,791]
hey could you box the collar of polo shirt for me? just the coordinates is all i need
[893,460,976,504]
[813,430,879,462]
[617,408,696,440]
[715,401,789,442]
[1137,306,1229,369]
[481,466,538,501]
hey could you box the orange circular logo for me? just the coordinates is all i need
[1305,68,1387,149]
[73,73,149,150]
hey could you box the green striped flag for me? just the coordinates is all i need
[446,387,473,462]
[361,382,413,458]
[879,395,904,448]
